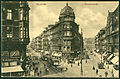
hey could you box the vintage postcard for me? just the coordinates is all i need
[1,1,119,78]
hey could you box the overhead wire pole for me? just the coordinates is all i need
[80,28,83,75]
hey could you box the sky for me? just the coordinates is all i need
[28,1,118,40]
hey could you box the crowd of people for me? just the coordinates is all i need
[24,56,49,77]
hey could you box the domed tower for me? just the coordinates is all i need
[59,3,75,22]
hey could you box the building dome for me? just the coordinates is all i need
[59,3,75,19]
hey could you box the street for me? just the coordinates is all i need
[42,51,118,78]
[26,49,118,78]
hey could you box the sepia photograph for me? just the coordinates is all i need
[1,1,119,78]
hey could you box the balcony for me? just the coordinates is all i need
[63,36,73,40]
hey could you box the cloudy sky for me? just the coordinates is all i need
[28,1,118,40]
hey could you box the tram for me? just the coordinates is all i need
[48,51,62,66]
[42,51,50,61]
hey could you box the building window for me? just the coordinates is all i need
[20,27,23,38]
[26,28,28,38]
[7,27,12,38]
[24,28,26,38]
[7,34,12,38]
[64,31,72,36]
[67,41,71,45]
[2,21,6,25]
[19,22,23,27]
[7,10,12,20]
[64,25,67,28]
[64,25,72,28]
[14,22,19,26]
[20,10,23,20]
[13,9,18,20]
[2,8,6,19]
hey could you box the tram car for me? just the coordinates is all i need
[48,51,67,71]
[47,51,62,66]
[1,1,30,76]
[42,51,50,61]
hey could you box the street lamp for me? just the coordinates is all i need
[81,57,83,75]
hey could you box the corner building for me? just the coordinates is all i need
[1,1,30,76]
[42,3,84,58]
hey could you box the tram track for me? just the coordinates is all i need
[40,59,66,77]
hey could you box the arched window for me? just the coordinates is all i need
[7,9,12,20]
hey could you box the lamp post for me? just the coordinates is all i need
[81,57,83,75]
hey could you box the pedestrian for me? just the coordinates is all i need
[37,73,39,76]
[96,69,98,75]
[71,64,72,67]
[99,75,102,77]
[112,73,114,77]
[107,65,109,69]
[93,66,95,70]
[45,68,48,74]
[105,71,108,77]
[86,59,87,63]
[44,64,46,67]
[111,69,113,74]
[36,67,38,72]
[111,69,114,77]
[66,67,68,71]
[78,62,79,66]
[40,69,42,74]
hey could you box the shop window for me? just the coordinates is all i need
[7,9,12,20]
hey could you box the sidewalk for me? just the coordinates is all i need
[93,52,119,78]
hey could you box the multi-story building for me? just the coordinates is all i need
[95,35,99,52]
[111,6,119,56]
[95,5,119,70]
[1,1,30,76]
[95,28,106,53]
[34,36,42,51]
[37,3,84,58]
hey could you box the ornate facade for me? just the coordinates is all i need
[33,3,84,58]
[95,5,119,69]
[1,1,30,76]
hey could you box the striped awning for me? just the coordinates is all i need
[1,65,24,73]
[111,56,119,64]
[107,54,113,60]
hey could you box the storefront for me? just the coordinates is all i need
[111,56,119,70]
[1,65,24,77]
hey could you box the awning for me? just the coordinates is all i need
[107,54,113,60]
[115,61,119,65]
[103,52,107,56]
[1,65,24,73]
[111,56,119,64]
[104,53,111,59]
